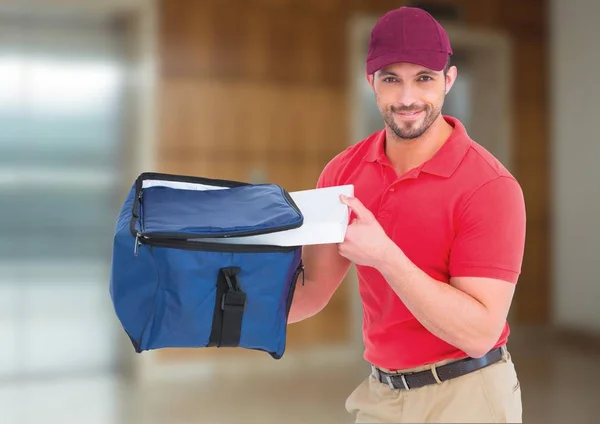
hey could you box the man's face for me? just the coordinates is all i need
[369,62,456,140]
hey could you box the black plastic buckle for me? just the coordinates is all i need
[221,290,246,311]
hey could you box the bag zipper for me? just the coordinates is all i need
[285,261,304,319]
[136,235,299,254]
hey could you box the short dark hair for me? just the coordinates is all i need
[443,55,451,75]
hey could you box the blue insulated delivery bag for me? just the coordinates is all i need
[110,172,305,359]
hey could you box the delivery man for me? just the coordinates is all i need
[288,6,525,423]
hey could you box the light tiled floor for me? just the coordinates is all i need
[503,327,600,424]
[2,326,599,424]
[126,329,600,424]
[0,375,123,424]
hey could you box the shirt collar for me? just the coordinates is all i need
[363,115,472,178]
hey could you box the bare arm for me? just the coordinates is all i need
[377,247,515,358]
[287,243,351,323]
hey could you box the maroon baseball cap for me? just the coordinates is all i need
[366,6,453,74]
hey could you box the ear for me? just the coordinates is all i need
[366,72,375,91]
[444,65,458,95]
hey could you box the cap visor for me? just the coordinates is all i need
[367,50,448,74]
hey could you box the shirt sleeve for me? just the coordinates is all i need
[449,176,526,284]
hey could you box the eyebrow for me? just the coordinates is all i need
[378,69,438,78]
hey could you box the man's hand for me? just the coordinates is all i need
[337,194,395,268]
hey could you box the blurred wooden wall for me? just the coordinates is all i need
[156,0,549,357]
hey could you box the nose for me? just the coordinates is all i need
[396,83,419,107]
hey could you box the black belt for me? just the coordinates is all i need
[371,347,504,390]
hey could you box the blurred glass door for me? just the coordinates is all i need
[441,50,472,128]
[0,14,127,381]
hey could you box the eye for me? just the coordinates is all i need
[383,77,397,83]
[418,75,433,82]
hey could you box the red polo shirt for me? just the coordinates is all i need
[317,116,526,370]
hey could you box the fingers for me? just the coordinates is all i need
[337,240,350,259]
[340,194,372,220]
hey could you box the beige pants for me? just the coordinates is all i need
[345,348,522,423]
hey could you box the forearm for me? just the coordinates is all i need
[287,277,327,324]
[287,244,351,324]
[377,246,498,357]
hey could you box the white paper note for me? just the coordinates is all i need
[200,184,354,246]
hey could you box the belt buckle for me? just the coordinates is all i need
[385,373,410,390]
[372,365,410,391]
[385,375,394,389]
[400,374,410,390]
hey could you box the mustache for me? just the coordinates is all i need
[390,105,428,113]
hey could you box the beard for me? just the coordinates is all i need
[381,102,442,140]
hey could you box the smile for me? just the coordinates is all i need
[395,110,424,120]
